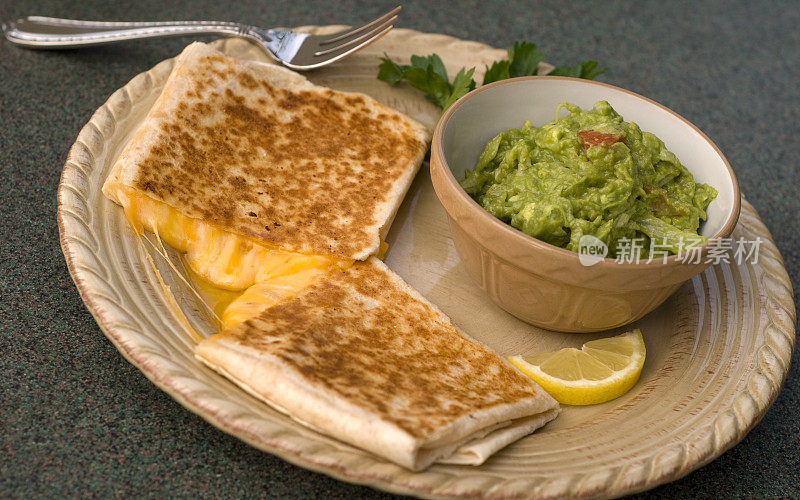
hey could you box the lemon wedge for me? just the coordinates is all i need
[508,329,645,405]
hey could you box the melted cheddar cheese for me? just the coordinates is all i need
[221,267,331,329]
[109,186,353,329]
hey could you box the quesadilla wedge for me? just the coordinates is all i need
[102,41,559,470]
[103,41,429,321]
[104,42,428,262]
[196,257,559,470]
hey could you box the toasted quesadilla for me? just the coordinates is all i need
[102,41,558,470]
[103,41,428,319]
[103,40,429,268]
[196,257,559,470]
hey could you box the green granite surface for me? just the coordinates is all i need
[1,0,797,497]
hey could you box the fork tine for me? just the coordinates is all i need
[307,23,394,66]
[319,6,401,46]
[313,16,396,57]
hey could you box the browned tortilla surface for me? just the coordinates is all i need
[104,42,429,260]
[201,258,546,439]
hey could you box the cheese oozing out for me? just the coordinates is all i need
[109,186,353,329]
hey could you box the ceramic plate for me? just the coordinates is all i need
[58,27,795,499]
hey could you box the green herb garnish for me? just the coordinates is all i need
[378,41,606,112]
[549,60,606,80]
[377,54,476,109]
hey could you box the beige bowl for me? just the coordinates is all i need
[430,76,741,332]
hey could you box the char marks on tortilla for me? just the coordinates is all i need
[104,42,430,260]
[225,258,544,438]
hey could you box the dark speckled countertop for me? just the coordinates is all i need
[1,0,797,498]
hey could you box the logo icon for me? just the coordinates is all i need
[578,235,608,266]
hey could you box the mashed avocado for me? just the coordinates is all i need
[460,101,717,258]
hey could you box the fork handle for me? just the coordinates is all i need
[2,16,245,48]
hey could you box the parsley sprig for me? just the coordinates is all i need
[377,54,477,110]
[378,41,606,112]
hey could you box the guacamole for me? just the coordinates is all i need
[460,101,717,258]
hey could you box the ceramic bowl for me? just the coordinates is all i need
[430,76,741,332]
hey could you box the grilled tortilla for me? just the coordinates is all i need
[103,41,557,469]
[196,258,559,470]
[103,42,429,261]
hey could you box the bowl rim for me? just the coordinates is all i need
[431,75,742,268]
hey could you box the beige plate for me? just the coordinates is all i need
[58,27,795,499]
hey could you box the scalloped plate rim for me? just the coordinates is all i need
[56,27,796,499]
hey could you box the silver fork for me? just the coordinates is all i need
[2,6,400,70]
